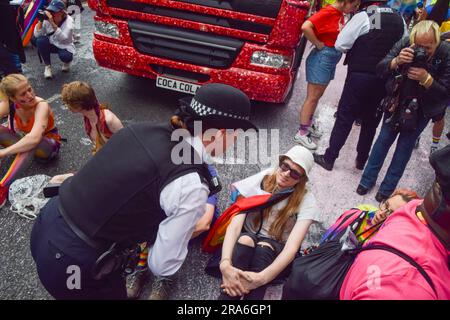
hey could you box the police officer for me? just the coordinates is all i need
[30,83,257,299]
[313,0,407,171]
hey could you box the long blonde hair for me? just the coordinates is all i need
[0,74,28,100]
[254,169,307,242]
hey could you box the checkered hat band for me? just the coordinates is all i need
[190,98,250,121]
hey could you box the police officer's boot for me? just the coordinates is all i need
[126,268,151,299]
[147,275,175,300]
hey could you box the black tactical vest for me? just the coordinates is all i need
[345,5,405,74]
[59,124,216,246]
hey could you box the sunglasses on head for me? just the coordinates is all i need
[279,162,304,180]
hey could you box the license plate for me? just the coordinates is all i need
[156,76,201,95]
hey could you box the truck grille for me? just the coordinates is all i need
[107,0,274,35]
[174,0,282,18]
[129,20,244,68]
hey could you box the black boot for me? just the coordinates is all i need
[375,192,389,203]
[313,154,334,171]
[356,184,369,195]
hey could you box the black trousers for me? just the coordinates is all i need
[0,45,21,76]
[30,197,127,300]
[324,72,386,166]
[218,233,290,300]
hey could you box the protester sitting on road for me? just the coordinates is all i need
[357,20,450,203]
[341,145,450,299]
[33,0,75,79]
[294,0,360,150]
[0,74,61,208]
[61,81,123,154]
[313,0,406,172]
[218,146,320,300]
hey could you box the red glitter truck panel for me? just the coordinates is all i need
[87,0,310,103]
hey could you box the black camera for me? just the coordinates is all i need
[410,46,428,69]
[37,9,49,22]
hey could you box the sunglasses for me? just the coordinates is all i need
[379,200,393,216]
[279,162,304,180]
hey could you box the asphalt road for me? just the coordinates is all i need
[0,7,448,300]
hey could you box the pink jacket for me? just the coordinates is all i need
[340,199,450,300]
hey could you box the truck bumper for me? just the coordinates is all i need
[93,38,294,104]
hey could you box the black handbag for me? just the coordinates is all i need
[282,225,437,300]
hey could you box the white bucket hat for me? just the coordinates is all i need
[279,146,314,179]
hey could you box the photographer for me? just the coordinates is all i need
[33,0,74,79]
[357,20,450,202]
[0,0,25,76]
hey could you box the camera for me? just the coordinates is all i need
[410,46,428,69]
[37,9,49,21]
[383,46,429,132]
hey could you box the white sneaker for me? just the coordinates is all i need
[308,123,323,138]
[294,132,317,150]
[62,62,71,73]
[430,144,439,155]
[44,65,53,79]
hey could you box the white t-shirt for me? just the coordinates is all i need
[34,15,75,54]
[232,168,320,243]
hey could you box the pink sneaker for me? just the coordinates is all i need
[0,185,8,209]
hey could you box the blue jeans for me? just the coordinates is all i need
[359,112,430,197]
[34,36,73,66]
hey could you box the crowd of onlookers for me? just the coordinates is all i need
[0,0,449,300]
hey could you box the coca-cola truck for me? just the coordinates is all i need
[87,0,310,103]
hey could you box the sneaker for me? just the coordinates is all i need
[308,123,323,138]
[430,145,439,155]
[44,65,53,79]
[313,153,333,171]
[61,62,71,73]
[126,268,150,300]
[0,185,9,209]
[147,276,174,300]
[294,132,317,150]
[74,33,81,44]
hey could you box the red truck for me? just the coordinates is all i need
[87,0,311,103]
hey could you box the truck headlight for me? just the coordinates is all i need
[250,51,291,68]
[95,21,119,39]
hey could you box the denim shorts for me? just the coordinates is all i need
[306,46,342,85]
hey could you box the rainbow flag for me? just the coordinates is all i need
[21,0,46,46]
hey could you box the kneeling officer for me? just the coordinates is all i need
[30,84,257,299]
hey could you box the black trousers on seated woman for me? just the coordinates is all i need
[218,232,291,300]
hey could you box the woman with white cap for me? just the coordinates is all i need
[218,146,320,300]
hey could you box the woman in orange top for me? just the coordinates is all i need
[0,74,61,208]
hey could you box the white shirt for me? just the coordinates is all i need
[34,15,75,54]
[232,168,320,242]
[147,136,210,277]
[335,10,409,53]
